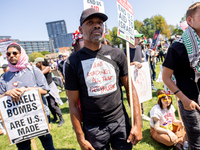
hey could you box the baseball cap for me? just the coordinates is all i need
[134,30,143,38]
[2,64,8,68]
[80,8,108,26]
[34,57,44,65]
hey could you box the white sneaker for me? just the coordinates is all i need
[141,114,151,121]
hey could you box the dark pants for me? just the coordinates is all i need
[83,114,132,150]
[46,94,62,119]
[16,134,55,150]
[150,61,156,80]
[179,100,200,150]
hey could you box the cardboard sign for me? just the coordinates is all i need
[117,0,134,44]
[0,89,50,144]
[131,62,152,103]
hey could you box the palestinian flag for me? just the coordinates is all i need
[143,36,147,44]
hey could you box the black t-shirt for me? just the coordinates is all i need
[163,42,200,101]
[124,45,143,63]
[58,60,64,76]
[65,44,128,125]
[44,71,53,85]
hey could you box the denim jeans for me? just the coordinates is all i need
[150,61,156,80]
[178,100,200,150]
[16,134,55,150]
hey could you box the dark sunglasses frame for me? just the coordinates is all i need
[6,51,19,56]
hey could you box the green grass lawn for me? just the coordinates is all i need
[0,62,178,150]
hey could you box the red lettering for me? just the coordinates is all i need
[102,76,113,81]
[89,84,116,93]
[92,77,101,83]
[91,5,99,11]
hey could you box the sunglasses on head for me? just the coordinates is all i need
[162,97,172,102]
[6,51,19,56]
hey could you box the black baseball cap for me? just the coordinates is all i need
[80,8,108,26]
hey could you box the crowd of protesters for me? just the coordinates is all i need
[0,2,200,150]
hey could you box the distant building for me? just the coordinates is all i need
[46,20,73,48]
[17,41,53,55]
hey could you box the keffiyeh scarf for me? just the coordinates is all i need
[176,26,200,82]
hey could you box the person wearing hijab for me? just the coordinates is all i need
[0,43,55,150]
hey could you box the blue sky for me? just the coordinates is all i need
[0,0,198,41]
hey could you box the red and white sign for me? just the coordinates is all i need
[81,56,117,96]
[117,0,134,44]
[180,21,188,31]
[131,62,152,103]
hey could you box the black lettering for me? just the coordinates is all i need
[34,115,39,122]
[18,105,27,114]
[15,121,21,128]
[3,101,6,108]
[25,126,31,134]
[18,97,24,105]
[17,128,25,136]
[23,95,28,103]
[10,122,15,130]
[7,109,12,117]
[26,104,32,112]
[32,103,37,110]
[35,123,39,130]
[6,99,12,108]
[13,108,19,115]
[30,125,35,132]
[27,117,32,124]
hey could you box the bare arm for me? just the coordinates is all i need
[42,66,51,74]
[121,75,142,145]
[58,71,65,83]
[130,61,142,69]
[162,67,200,111]
[172,113,183,126]
[67,90,94,150]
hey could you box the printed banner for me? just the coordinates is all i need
[131,62,152,103]
[117,0,134,44]
[0,89,50,144]
[150,30,160,50]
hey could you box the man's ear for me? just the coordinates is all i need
[79,26,83,34]
[187,16,192,26]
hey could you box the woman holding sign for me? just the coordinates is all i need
[150,90,186,147]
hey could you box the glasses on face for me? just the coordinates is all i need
[6,51,19,56]
[162,97,172,102]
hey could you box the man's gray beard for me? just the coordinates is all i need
[91,35,102,43]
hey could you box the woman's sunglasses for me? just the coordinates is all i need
[6,51,19,56]
[162,97,172,102]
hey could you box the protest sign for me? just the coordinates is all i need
[83,0,108,37]
[117,0,134,44]
[83,0,105,13]
[0,89,50,144]
[131,62,152,103]
[180,21,188,31]
[150,30,160,50]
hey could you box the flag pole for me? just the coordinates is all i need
[126,41,134,126]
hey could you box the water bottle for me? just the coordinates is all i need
[183,141,189,150]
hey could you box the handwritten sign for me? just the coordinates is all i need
[81,57,117,96]
[131,62,152,103]
[83,0,105,13]
[117,0,134,44]
[0,89,50,144]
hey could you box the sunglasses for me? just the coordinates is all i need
[162,97,172,102]
[6,51,19,56]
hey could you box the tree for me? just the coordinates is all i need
[140,17,156,39]
[134,20,143,32]
[28,52,44,62]
[153,15,171,38]
[40,50,50,56]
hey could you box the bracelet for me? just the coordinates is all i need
[174,89,180,95]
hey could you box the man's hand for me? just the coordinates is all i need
[127,125,143,145]
[78,138,95,150]
[5,88,26,102]
[182,99,200,111]
[131,61,142,69]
